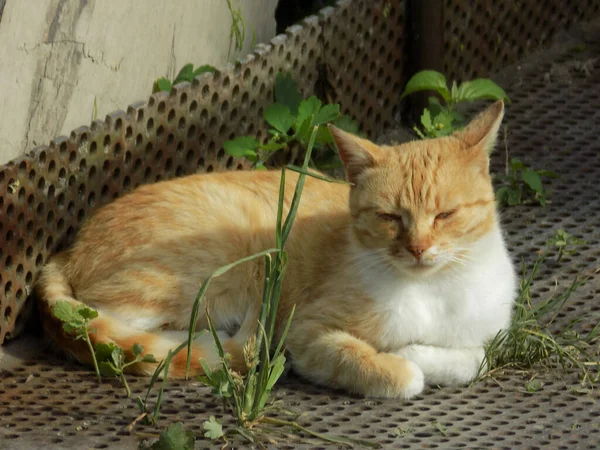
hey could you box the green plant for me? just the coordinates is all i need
[223,72,360,170]
[224,0,256,59]
[477,252,600,386]
[94,342,156,398]
[401,70,509,138]
[141,422,195,450]
[545,229,586,262]
[186,128,375,447]
[495,157,558,206]
[53,302,102,382]
[153,63,216,94]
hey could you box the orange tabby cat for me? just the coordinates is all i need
[36,100,516,398]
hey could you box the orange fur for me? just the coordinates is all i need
[36,101,507,397]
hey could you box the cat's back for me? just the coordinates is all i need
[68,169,349,266]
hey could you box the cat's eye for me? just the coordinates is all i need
[377,212,403,224]
[435,210,456,221]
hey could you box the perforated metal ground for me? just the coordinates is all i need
[443,0,600,81]
[1,23,599,449]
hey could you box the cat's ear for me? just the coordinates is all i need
[453,100,504,155]
[328,125,378,184]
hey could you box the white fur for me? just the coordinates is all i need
[359,225,516,385]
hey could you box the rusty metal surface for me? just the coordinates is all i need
[321,0,407,137]
[443,0,600,82]
[1,20,600,450]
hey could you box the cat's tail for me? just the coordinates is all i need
[35,253,248,378]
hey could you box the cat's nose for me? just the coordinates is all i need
[406,245,426,259]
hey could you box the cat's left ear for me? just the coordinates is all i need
[328,125,379,184]
[453,100,504,155]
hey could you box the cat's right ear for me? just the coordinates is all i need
[328,125,377,184]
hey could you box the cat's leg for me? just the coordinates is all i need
[288,327,424,398]
[394,345,485,386]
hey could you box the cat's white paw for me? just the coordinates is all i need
[400,359,425,399]
[395,344,485,386]
[363,353,424,399]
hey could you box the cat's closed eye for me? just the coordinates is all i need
[377,212,403,225]
[435,209,457,221]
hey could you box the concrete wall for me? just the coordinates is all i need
[0,0,278,164]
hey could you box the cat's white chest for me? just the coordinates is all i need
[374,279,478,349]
[358,238,515,352]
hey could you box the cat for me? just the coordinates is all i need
[36,100,516,399]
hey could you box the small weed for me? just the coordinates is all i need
[432,421,448,437]
[224,0,255,59]
[546,229,586,262]
[153,63,216,94]
[400,70,509,138]
[53,302,101,382]
[95,342,156,398]
[477,250,600,385]
[141,422,195,450]
[203,416,225,441]
[223,72,361,170]
[394,427,414,437]
[524,378,544,393]
[495,157,558,207]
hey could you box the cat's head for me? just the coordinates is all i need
[329,101,504,276]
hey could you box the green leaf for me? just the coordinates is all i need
[296,96,321,130]
[223,136,259,160]
[260,141,286,152]
[332,114,361,135]
[255,162,267,171]
[455,78,509,103]
[495,186,510,205]
[266,354,286,391]
[401,70,450,102]
[153,77,172,93]
[53,302,83,326]
[192,65,216,77]
[174,63,195,84]
[203,416,224,440]
[264,104,294,134]
[420,109,433,130]
[432,111,455,136]
[293,116,314,144]
[132,343,143,357]
[151,422,195,450]
[142,354,157,363]
[521,170,543,193]
[525,379,544,392]
[314,125,334,145]
[77,305,98,321]
[432,421,448,436]
[98,361,120,377]
[535,169,559,179]
[450,80,458,101]
[95,342,117,362]
[274,72,302,115]
[507,187,522,206]
[510,158,526,172]
[314,104,340,125]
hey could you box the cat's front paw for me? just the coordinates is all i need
[363,353,424,399]
[395,344,485,386]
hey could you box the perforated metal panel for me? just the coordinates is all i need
[443,0,600,82]
[321,0,406,136]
